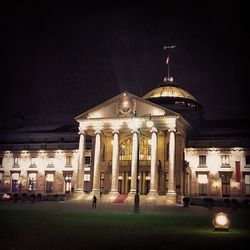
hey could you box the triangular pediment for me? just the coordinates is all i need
[75,91,178,121]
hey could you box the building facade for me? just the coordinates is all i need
[1,78,249,203]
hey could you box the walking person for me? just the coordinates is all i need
[92,195,97,208]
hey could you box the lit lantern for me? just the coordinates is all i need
[213,212,230,231]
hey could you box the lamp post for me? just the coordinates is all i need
[130,112,154,213]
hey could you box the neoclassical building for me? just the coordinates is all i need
[0,77,250,203]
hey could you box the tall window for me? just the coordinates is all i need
[46,173,54,193]
[0,157,3,166]
[28,173,36,192]
[85,156,91,165]
[198,174,208,195]
[221,155,230,166]
[119,137,151,161]
[66,156,72,166]
[246,155,250,165]
[14,157,19,166]
[245,175,250,195]
[199,155,206,166]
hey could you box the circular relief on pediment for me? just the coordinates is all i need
[118,94,135,117]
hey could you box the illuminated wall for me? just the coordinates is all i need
[185,148,250,197]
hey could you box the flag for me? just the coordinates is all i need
[166,54,169,65]
[235,161,241,182]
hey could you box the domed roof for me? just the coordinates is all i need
[143,78,197,102]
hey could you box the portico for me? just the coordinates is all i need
[75,91,189,204]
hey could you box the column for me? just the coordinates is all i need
[110,129,119,194]
[166,126,177,203]
[129,129,139,194]
[91,129,101,196]
[76,129,85,192]
[148,127,158,196]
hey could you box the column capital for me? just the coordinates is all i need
[112,129,119,135]
[150,127,158,133]
[78,128,85,135]
[168,125,176,133]
[95,129,102,135]
[131,129,139,134]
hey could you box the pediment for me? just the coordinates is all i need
[75,91,177,121]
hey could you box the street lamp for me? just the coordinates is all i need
[130,112,154,213]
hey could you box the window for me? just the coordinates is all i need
[199,155,206,166]
[85,156,91,165]
[28,173,36,191]
[46,173,54,193]
[0,157,3,165]
[119,137,151,161]
[198,174,208,195]
[100,172,104,189]
[245,175,250,195]
[246,155,250,165]
[66,156,72,166]
[221,155,230,166]
[14,157,19,165]
[48,157,54,167]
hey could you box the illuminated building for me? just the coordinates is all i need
[0,77,249,204]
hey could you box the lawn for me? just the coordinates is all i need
[1,202,250,250]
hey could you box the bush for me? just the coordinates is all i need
[203,198,214,209]
[30,194,36,203]
[54,194,59,201]
[37,193,42,202]
[231,199,238,209]
[21,193,27,201]
[12,193,19,203]
[183,197,190,207]
[223,199,230,208]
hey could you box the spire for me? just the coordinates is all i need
[163,45,176,82]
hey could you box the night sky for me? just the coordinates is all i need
[0,1,249,128]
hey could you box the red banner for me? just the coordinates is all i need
[235,161,241,182]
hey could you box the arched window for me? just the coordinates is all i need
[119,136,151,161]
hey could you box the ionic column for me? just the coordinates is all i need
[110,129,119,194]
[91,129,101,196]
[76,129,85,192]
[129,129,139,194]
[166,126,177,203]
[148,127,158,196]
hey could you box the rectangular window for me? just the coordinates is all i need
[48,157,54,167]
[199,155,206,166]
[221,155,230,166]
[28,173,36,191]
[85,156,91,165]
[14,157,19,165]
[245,175,250,195]
[66,156,72,166]
[0,157,3,165]
[198,174,208,195]
[246,155,250,165]
[46,173,54,193]
[100,172,104,188]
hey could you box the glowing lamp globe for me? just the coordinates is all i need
[213,212,230,231]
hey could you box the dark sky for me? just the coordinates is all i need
[0,1,249,128]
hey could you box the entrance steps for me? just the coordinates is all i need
[112,194,128,203]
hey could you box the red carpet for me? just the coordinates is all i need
[113,194,128,203]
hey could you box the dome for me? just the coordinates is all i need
[143,78,197,103]
[143,77,203,129]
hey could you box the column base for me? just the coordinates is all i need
[166,190,177,204]
[147,190,158,196]
[75,188,84,192]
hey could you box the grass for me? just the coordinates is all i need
[1,202,250,250]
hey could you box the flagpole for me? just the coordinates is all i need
[163,45,176,80]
